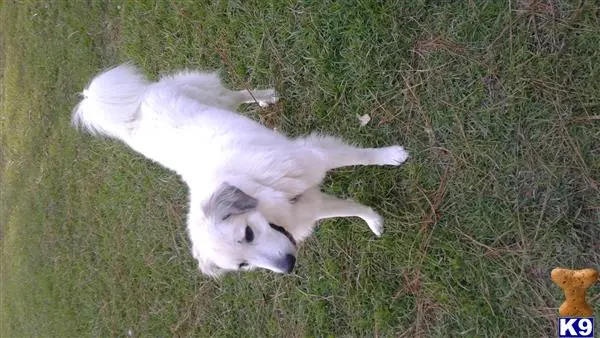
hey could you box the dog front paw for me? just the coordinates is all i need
[373,146,409,166]
[258,89,279,107]
[364,210,384,237]
[258,97,279,107]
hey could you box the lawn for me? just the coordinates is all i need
[1,1,599,336]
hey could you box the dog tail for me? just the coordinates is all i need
[72,63,150,140]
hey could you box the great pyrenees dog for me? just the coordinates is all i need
[73,64,409,277]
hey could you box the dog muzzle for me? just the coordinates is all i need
[268,223,296,246]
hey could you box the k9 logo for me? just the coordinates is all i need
[558,318,594,338]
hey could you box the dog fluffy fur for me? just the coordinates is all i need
[73,64,409,277]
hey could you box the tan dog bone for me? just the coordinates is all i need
[551,268,598,317]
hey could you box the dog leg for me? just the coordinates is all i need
[314,193,383,236]
[300,135,409,170]
[238,89,279,107]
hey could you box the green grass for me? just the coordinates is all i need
[2,0,599,336]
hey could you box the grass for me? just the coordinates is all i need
[1,0,599,336]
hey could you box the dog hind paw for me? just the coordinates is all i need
[373,146,409,166]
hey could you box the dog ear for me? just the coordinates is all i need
[194,251,226,278]
[203,183,258,220]
[198,259,226,278]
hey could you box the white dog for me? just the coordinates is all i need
[73,64,409,277]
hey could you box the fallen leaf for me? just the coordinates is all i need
[357,114,371,127]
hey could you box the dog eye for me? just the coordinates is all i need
[238,262,248,269]
[245,226,254,242]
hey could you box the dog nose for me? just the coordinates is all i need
[280,254,296,273]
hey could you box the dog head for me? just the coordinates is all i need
[188,183,297,277]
